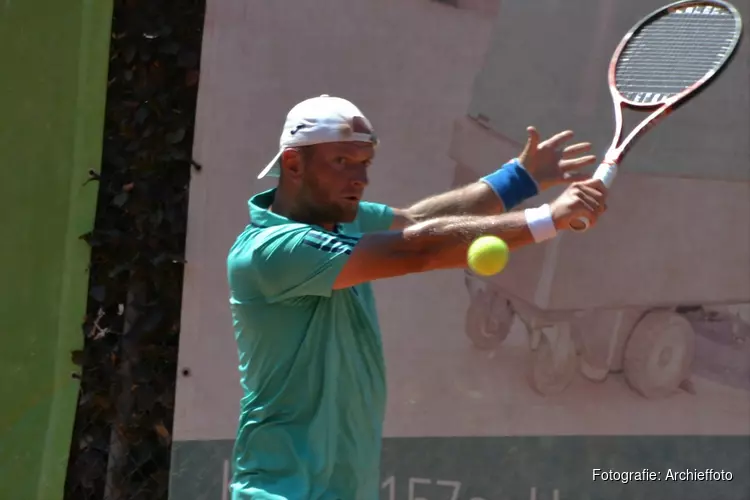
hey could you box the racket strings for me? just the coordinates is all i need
[614,4,740,104]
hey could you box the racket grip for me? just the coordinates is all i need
[569,162,618,232]
[593,162,618,189]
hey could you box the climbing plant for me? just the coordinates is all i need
[64,0,205,498]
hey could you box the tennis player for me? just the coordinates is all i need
[227,95,607,499]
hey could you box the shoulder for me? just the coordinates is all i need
[339,200,395,234]
[359,201,393,223]
[228,222,360,302]
[228,222,358,273]
[227,223,313,298]
[228,223,311,267]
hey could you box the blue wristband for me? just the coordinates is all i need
[480,158,539,210]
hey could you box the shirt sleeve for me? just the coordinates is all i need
[355,201,394,233]
[252,225,361,302]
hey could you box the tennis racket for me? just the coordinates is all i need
[571,0,744,232]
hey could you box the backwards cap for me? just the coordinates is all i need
[257,94,379,179]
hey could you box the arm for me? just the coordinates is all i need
[393,181,507,227]
[251,211,535,298]
[391,159,539,230]
[333,210,533,289]
[391,128,598,230]
[334,178,607,289]
[249,180,606,298]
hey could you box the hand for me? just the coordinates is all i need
[549,178,608,231]
[518,126,597,192]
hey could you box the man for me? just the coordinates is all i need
[227,95,607,499]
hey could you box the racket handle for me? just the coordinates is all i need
[569,162,618,232]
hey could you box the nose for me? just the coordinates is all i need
[351,165,369,188]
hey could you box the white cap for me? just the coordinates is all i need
[257,94,379,179]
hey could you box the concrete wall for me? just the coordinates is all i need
[170,1,750,498]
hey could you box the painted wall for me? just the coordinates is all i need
[0,1,112,499]
[171,1,750,499]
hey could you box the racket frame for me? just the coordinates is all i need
[571,0,744,231]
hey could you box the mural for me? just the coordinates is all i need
[170,0,750,498]
[448,0,750,401]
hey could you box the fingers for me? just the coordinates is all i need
[571,201,608,230]
[576,178,608,197]
[576,189,605,213]
[576,181,608,216]
[526,126,541,150]
[527,128,593,157]
[561,170,592,182]
[578,177,608,193]
[560,154,597,171]
[560,143,595,172]
[551,178,609,231]
[539,129,574,149]
[541,133,596,172]
[519,126,541,164]
[561,142,592,159]
[569,178,608,218]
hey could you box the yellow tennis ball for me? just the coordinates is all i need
[467,235,509,276]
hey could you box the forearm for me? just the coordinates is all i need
[403,211,540,271]
[404,159,539,222]
[405,182,504,221]
[341,180,603,287]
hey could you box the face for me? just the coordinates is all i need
[281,141,373,227]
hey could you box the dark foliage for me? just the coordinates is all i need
[65,0,204,498]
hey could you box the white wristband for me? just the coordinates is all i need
[524,204,557,243]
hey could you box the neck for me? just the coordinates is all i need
[270,188,336,231]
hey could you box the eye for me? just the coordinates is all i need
[362,159,372,167]
[334,157,347,166]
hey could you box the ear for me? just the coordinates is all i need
[280,148,305,179]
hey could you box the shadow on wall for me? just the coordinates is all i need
[442,0,750,401]
[462,271,750,399]
[430,0,501,17]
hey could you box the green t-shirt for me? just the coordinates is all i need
[227,188,394,500]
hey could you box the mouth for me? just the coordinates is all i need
[343,196,360,203]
